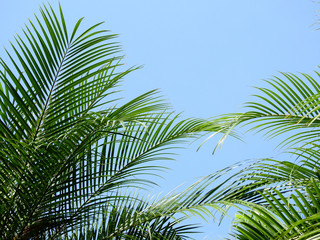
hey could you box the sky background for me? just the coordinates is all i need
[1,0,320,239]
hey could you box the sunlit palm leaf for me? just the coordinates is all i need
[229,179,320,240]
[64,192,200,240]
[0,4,224,239]
[214,71,320,150]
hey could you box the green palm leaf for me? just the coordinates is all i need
[0,4,228,239]
[214,71,320,150]
[230,180,320,240]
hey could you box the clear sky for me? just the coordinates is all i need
[1,0,320,239]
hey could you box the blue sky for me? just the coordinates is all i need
[1,0,320,238]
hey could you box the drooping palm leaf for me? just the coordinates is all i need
[55,162,255,240]
[64,191,201,240]
[204,69,320,239]
[0,4,234,239]
[214,71,320,150]
[229,179,320,240]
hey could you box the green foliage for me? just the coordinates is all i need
[4,2,320,240]
[0,3,250,239]
[212,70,320,239]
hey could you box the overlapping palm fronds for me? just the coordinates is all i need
[0,3,256,239]
[6,2,320,239]
[215,72,320,150]
[228,179,320,240]
[208,70,320,239]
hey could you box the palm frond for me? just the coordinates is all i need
[64,191,200,240]
[0,4,228,239]
[230,179,320,240]
[213,71,320,150]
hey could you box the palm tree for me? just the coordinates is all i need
[7,3,319,239]
[213,72,320,239]
[0,3,253,239]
